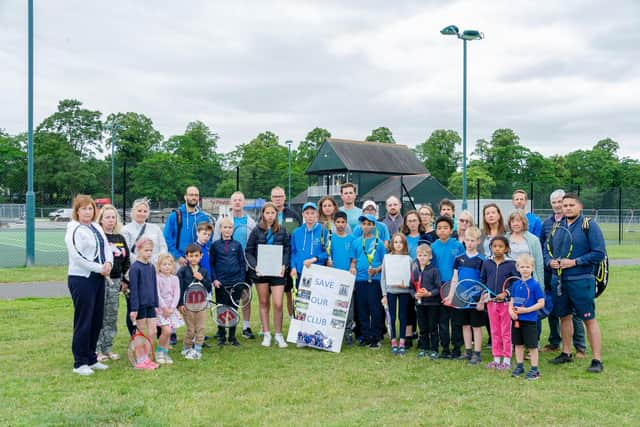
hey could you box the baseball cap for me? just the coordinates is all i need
[362,200,377,212]
[358,213,377,223]
[302,202,317,211]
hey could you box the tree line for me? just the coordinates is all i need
[1,99,639,209]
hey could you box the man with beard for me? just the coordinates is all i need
[382,196,403,235]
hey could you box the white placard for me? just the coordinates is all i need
[384,254,412,289]
[287,264,355,353]
[257,244,283,277]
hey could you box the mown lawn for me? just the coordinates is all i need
[1,265,639,426]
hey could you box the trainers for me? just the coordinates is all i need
[217,336,226,346]
[164,353,174,364]
[358,337,370,347]
[242,328,256,339]
[89,362,109,371]
[261,334,272,347]
[228,338,241,347]
[397,346,406,356]
[497,362,511,371]
[192,351,202,360]
[468,354,482,366]
[456,352,471,361]
[96,353,109,362]
[429,351,439,360]
[575,349,587,359]
[549,353,573,364]
[417,350,427,358]
[135,358,157,370]
[155,352,167,364]
[391,346,399,355]
[202,342,212,348]
[526,369,540,381]
[587,359,604,373]
[369,341,381,350]
[405,338,413,350]
[274,334,288,348]
[541,344,559,353]
[344,333,354,346]
[184,349,197,360]
[486,361,499,369]
[511,365,525,377]
[441,351,452,359]
[107,352,120,360]
[181,348,193,357]
[72,365,94,376]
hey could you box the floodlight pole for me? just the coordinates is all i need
[26,0,35,265]
[286,140,293,208]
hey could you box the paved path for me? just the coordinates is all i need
[1,258,638,300]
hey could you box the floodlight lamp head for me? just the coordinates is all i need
[461,30,484,41]
[440,25,460,36]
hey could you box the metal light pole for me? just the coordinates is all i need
[286,140,293,208]
[105,123,120,204]
[26,0,35,265]
[441,25,484,211]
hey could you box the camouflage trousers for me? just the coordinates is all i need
[96,278,121,354]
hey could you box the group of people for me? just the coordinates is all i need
[64,183,606,379]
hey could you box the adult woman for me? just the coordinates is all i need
[505,210,544,283]
[65,195,113,376]
[122,198,167,264]
[457,210,475,245]
[418,205,436,244]
[480,203,506,256]
[246,202,291,348]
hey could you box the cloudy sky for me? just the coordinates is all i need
[2,0,639,159]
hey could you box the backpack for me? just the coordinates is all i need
[582,217,609,298]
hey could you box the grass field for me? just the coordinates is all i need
[1,266,639,426]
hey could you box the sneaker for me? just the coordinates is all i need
[217,336,226,346]
[344,334,354,346]
[456,352,471,361]
[170,333,177,346]
[96,353,109,362]
[261,334,272,347]
[541,344,559,353]
[405,338,413,350]
[397,347,406,356]
[511,365,525,377]
[72,365,94,376]
[135,358,157,370]
[228,338,241,347]
[486,361,499,369]
[155,352,167,364]
[107,352,120,361]
[417,350,427,359]
[184,349,198,360]
[549,353,573,364]
[468,354,482,366]
[369,341,381,350]
[441,351,452,360]
[526,369,540,381]
[242,328,256,339]
[575,349,587,359]
[181,348,193,357]
[164,353,174,364]
[587,359,604,373]
[89,362,109,371]
[429,351,439,360]
[358,337,370,347]
[497,362,511,371]
[202,342,212,348]
[274,334,288,348]
[192,351,202,360]
[391,346,399,355]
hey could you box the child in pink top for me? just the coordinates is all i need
[155,253,184,364]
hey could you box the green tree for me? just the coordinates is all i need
[365,126,395,144]
[0,131,26,200]
[414,129,461,187]
[37,99,103,158]
[297,127,331,169]
[448,163,496,198]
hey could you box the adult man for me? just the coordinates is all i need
[542,193,605,373]
[163,186,212,267]
[512,189,542,238]
[339,183,362,231]
[213,191,257,339]
[539,189,586,357]
[270,186,301,318]
[382,196,403,235]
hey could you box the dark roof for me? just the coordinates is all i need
[307,138,428,175]
[291,189,308,205]
[361,174,433,201]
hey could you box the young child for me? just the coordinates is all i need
[128,238,160,370]
[290,202,328,282]
[479,236,519,370]
[431,216,465,358]
[350,214,386,349]
[178,243,213,360]
[402,210,425,259]
[446,226,485,364]
[96,204,130,362]
[155,253,183,364]
[509,254,545,380]
[210,217,246,346]
[413,244,442,359]
[195,222,214,277]
[380,233,412,355]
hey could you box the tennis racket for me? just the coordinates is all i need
[510,279,531,328]
[127,323,153,367]
[183,281,208,312]
[451,279,495,309]
[224,282,252,309]
[208,301,241,328]
[383,302,394,340]
[439,281,453,306]
[72,223,113,286]
[546,224,573,297]
[492,275,520,302]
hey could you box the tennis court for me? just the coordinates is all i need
[0,227,67,267]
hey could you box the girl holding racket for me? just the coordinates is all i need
[155,253,183,364]
[128,238,160,370]
[65,195,113,376]
[96,204,130,363]
[479,236,519,371]
[245,202,290,348]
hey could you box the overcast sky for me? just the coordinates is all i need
[2,0,639,159]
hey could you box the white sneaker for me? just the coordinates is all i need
[164,353,174,364]
[274,334,288,348]
[184,349,197,360]
[261,333,272,347]
[89,362,109,371]
[192,351,202,360]
[155,352,167,364]
[181,348,192,357]
[72,365,94,376]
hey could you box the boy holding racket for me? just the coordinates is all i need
[509,254,545,380]
[178,243,212,360]
[210,217,246,346]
